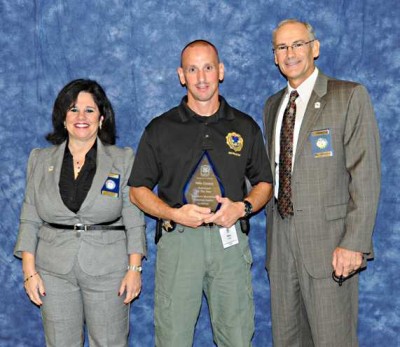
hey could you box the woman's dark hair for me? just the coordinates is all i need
[46,79,116,145]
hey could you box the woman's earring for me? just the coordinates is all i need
[63,121,66,129]
[99,120,103,130]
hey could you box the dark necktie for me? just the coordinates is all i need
[278,90,299,218]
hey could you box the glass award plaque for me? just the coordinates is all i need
[183,151,225,211]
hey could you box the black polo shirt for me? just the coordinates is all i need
[129,96,272,207]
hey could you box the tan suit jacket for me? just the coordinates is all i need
[263,71,381,278]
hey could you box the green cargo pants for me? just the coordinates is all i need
[154,222,254,347]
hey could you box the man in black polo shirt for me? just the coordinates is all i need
[129,39,273,347]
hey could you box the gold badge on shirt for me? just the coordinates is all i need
[226,132,243,156]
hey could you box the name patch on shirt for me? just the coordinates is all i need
[309,129,333,158]
[101,173,120,198]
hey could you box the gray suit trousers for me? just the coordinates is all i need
[268,206,359,347]
[38,259,129,347]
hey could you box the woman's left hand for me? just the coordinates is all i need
[118,270,142,304]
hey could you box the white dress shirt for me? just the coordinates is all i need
[274,68,319,198]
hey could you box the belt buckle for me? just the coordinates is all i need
[74,223,87,232]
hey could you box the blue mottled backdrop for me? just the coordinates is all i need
[1,1,399,346]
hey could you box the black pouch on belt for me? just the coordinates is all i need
[240,218,250,235]
[155,220,163,245]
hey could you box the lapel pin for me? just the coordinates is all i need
[48,166,54,172]
[314,102,321,109]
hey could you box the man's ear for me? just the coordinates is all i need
[177,67,186,86]
[312,40,320,59]
[218,63,225,82]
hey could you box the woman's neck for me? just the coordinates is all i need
[68,137,97,159]
[68,137,97,179]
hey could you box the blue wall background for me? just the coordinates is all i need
[1,1,399,346]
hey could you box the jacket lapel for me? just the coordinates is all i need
[293,72,329,172]
[44,142,73,210]
[79,139,113,212]
[268,89,287,178]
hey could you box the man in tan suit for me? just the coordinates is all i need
[263,19,380,346]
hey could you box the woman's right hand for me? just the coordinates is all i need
[22,252,46,306]
[24,271,46,306]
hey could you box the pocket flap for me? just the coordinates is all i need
[102,229,126,244]
[38,226,57,242]
[325,203,347,221]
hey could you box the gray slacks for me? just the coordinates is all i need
[38,261,129,347]
[268,209,359,347]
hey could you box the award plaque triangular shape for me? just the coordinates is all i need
[183,151,225,211]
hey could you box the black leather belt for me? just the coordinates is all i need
[45,222,125,231]
[201,222,216,227]
[161,220,216,231]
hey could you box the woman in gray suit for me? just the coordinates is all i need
[14,79,146,347]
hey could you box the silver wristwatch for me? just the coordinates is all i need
[127,265,142,273]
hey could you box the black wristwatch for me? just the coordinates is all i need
[243,200,253,218]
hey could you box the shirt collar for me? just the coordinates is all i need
[64,139,98,162]
[86,141,97,162]
[178,95,235,123]
[287,67,319,102]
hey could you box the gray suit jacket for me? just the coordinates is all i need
[14,139,146,276]
[263,71,381,278]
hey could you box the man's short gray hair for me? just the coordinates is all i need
[272,19,316,45]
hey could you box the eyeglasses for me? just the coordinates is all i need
[273,40,315,54]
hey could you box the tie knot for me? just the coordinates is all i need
[289,90,299,102]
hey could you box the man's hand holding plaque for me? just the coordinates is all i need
[203,195,246,228]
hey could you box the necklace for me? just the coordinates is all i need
[74,159,83,175]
